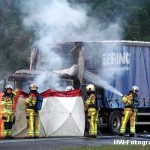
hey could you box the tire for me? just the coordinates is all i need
[108,110,122,135]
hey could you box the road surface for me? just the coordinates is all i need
[0,135,150,150]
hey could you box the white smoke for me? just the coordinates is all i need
[22,0,122,42]
[20,0,123,91]
[34,72,64,92]
[85,70,123,96]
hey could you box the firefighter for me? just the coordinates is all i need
[25,83,41,138]
[84,84,98,137]
[119,86,139,137]
[0,84,18,139]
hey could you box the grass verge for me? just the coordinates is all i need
[63,145,150,150]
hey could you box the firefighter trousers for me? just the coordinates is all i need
[120,108,137,134]
[1,111,13,138]
[87,108,98,136]
[26,109,40,138]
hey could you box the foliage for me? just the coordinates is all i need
[79,0,150,41]
[0,0,33,78]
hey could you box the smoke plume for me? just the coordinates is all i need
[20,0,123,92]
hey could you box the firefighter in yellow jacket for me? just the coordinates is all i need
[85,84,98,137]
[120,86,139,137]
[0,85,18,139]
[25,83,41,138]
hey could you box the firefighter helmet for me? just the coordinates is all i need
[86,84,95,92]
[66,86,74,91]
[132,86,139,93]
[29,83,38,90]
[5,84,13,90]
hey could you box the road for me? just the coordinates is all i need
[0,135,150,150]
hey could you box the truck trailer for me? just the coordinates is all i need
[7,41,150,134]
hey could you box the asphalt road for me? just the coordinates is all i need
[0,135,150,150]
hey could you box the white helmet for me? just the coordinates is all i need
[29,83,38,90]
[5,84,13,90]
[132,86,139,93]
[86,84,95,92]
[66,86,74,91]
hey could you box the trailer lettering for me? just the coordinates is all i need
[102,52,130,66]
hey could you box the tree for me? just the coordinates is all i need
[76,0,150,41]
[0,0,34,78]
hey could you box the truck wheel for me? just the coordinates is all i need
[108,110,122,135]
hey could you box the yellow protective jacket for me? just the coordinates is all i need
[122,95,133,107]
[1,90,18,114]
[122,91,138,107]
[85,94,96,111]
[25,92,38,112]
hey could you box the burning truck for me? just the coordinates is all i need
[7,41,150,134]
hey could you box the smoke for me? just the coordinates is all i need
[20,0,123,91]
[85,70,123,96]
[34,72,64,92]
[21,0,122,42]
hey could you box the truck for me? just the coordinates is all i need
[7,41,150,134]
